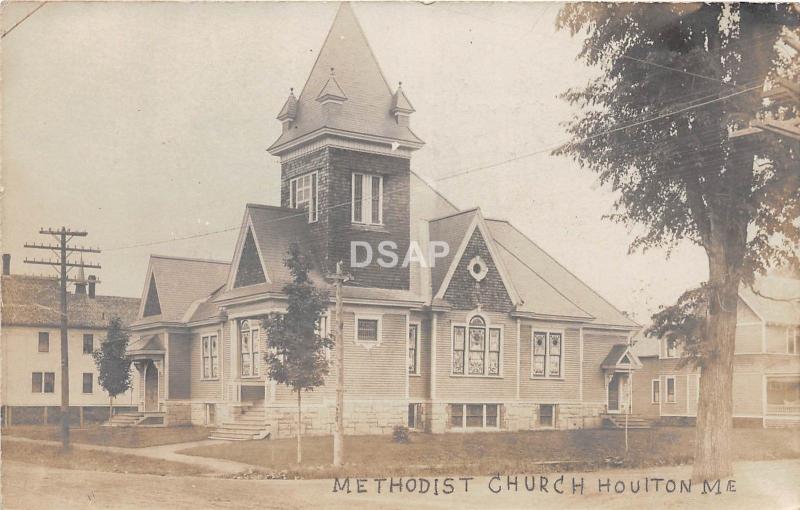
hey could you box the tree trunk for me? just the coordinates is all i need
[296,390,302,464]
[109,396,114,422]
[693,245,742,480]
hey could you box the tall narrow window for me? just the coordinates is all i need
[468,317,486,375]
[532,331,563,378]
[289,172,318,222]
[43,372,55,393]
[488,329,501,375]
[82,373,93,393]
[666,338,678,358]
[408,324,419,374]
[83,334,94,354]
[240,320,259,377]
[202,334,219,379]
[453,326,466,374]
[666,377,676,403]
[651,379,661,403]
[38,332,49,353]
[351,173,383,225]
[32,372,43,393]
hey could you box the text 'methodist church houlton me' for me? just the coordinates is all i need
[126,3,643,438]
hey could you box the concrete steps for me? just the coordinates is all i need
[603,414,652,429]
[209,401,270,441]
[103,412,145,427]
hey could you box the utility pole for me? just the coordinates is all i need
[329,261,350,467]
[24,227,100,450]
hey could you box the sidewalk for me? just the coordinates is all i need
[2,435,260,475]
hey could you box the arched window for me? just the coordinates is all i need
[240,319,260,377]
[453,315,501,376]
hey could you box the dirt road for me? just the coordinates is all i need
[3,459,799,509]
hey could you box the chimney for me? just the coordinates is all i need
[88,275,97,298]
[74,259,87,295]
[2,254,10,276]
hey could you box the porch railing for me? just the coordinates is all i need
[767,404,800,415]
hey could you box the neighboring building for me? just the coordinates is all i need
[127,3,641,438]
[1,255,141,425]
[631,275,800,428]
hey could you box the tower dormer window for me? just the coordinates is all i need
[289,172,318,223]
[352,173,383,225]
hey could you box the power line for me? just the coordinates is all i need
[2,2,46,39]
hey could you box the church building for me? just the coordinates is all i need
[127,3,641,439]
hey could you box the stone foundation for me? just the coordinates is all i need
[267,399,407,439]
[164,401,191,426]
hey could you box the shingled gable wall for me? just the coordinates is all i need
[280,146,411,289]
[442,227,514,313]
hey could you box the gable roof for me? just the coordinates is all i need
[137,255,230,323]
[739,275,800,326]
[485,220,639,328]
[601,344,642,370]
[1,274,139,329]
[268,3,423,154]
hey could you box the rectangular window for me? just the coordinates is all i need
[408,403,423,429]
[666,377,676,403]
[43,372,55,393]
[666,338,678,358]
[202,334,219,379]
[652,379,661,403]
[32,372,43,393]
[357,318,379,343]
[351,173,383,225]
[83,334,94,354]
[539,404,555,427]
[38,332,49,353]
[82,373,93,393]
[453,326,466,374]
[408,324,419,374]
[488,329,501,376]
[532,331,563,378]
[289,172,318,222]
[449,404,501,429]
[239,321,260,377]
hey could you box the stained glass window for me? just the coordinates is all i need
[533,331,562,378]
[408,324,418,374]
[240,320,258,377]
[468,327,485,375]
[533,332,546,376]
[488,329,501,375]
[549,333,562,377]
[453,326,465,374]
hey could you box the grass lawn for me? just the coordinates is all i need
[1,439,209,476]
[178,427,800,479]
[2,425,211,448]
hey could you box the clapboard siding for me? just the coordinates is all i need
[631,357,660,418]
[409,316,431,400]
[766,325,789,353]
[434,310,517,401]
[519,323,580,401]
[735,323,763,353]
[168,333,190,400]
[189,326,223,401]
[582,332,629,402]
[733,372,763,416]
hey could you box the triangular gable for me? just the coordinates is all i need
[228,211,270,290]
[601,344,643,370]
[437,211,521,311]
[142,273,161,317]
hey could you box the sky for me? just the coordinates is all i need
[1,1,708,323]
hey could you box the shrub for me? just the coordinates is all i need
[392,425,410,444]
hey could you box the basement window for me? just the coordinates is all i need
[448,403,500,429]
[539,404,555,427]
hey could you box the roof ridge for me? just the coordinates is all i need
[150,254,231,265]
[498,222,639,328]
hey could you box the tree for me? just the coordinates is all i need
[555,4,799,479]
[261,243,332,464]
[93,317,133,421]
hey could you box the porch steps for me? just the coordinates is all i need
[209,402,271,441]
[603,414,652,429]
[103,412,145,427]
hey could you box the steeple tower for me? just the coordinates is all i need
[268,3,420,290]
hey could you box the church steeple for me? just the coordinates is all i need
[268,2,424,157]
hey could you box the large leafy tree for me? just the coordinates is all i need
[93,317,133,421]
[556,4,799,479]
[261,243,332,464]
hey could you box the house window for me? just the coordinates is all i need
[351,173,383,225]
[408,403,423,429]
[666,338,678,358]
[652,379,660,403]
[32,372,55,393]
[788,328,798,355]
[452,316,501,376]
[539,404,555,427]
[38,332,49,353]
[666,376,676,403]
[448,404,501,429]
[408,324,419,374]
[82,373,93,393]
[532,331,563,378]
[239,320,260,377]
[202,334,219,379]
[289,171,318,222]
[83,334,94,354]
[356,318,380,344]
